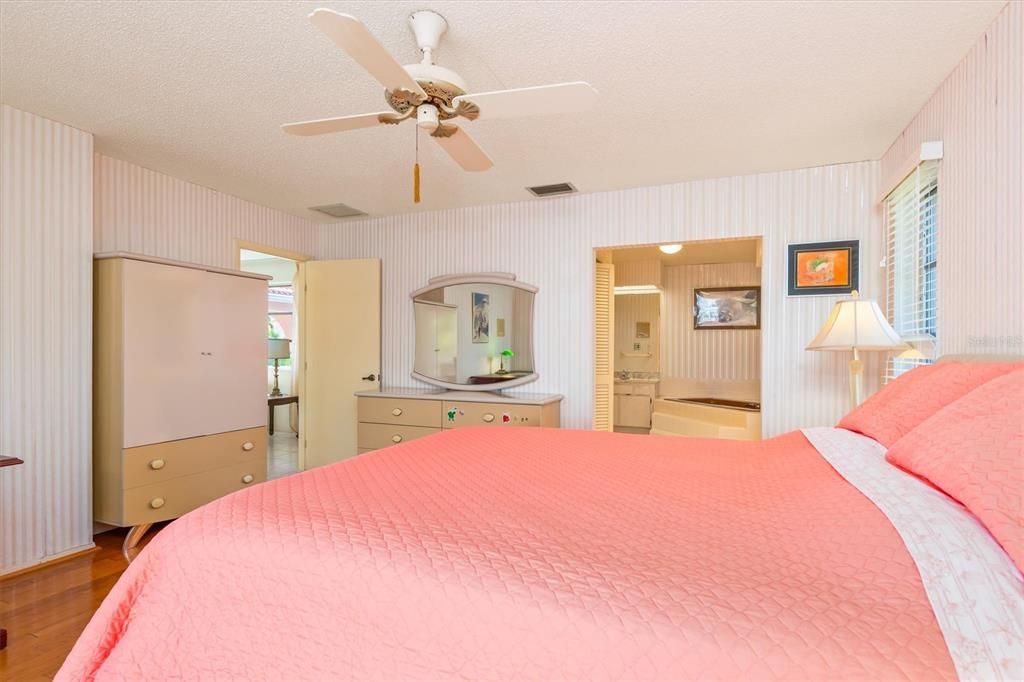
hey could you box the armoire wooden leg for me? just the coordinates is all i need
[122,523,154,562]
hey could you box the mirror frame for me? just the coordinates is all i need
[410,272,540,391]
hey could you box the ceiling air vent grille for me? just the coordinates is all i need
[526,182,577,198]
[310,202,367,219]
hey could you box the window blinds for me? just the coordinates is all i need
[884,161,938,379]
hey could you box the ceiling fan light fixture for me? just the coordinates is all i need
[659,244,683,255]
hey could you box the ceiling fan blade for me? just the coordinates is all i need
[281,112,389,136]
[309,9,425,97]
[434,127,493,172]
[453,82,598,120]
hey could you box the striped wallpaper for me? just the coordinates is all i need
[314,160,884,435]
[880,1,1023,357]
[1,106,94,573]
[94,154,317,268]
[1,2,1016,573]
[661,263,762,383]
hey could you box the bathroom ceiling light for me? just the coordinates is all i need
[614,285,661,295]
[659,244,683,254]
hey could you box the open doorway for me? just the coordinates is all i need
[237,242,308,479]
[594,237,763,440]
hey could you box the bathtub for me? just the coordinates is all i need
[651,396,761,440]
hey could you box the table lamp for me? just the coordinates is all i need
[806,291,908,407]
[267,338,291,397]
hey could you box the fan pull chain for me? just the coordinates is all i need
[413,127,421,204]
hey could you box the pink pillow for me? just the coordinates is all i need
[838,361,1021,447]
[885,369,1024,570]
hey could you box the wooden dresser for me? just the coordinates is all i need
[93,253,269,548]
[355,389,562,454]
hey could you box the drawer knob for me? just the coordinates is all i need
[242,441,255,451]
[149,497,165,509]
[482,413,495,423]
[391,434,403,443]
[391,408,403,416]
[149,458,165,470]
[241,474,255,484]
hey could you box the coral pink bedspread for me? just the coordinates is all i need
[59,428,958,680]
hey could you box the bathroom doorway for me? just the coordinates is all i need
[593,237,763,439]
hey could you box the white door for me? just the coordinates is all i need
[202,270,267,435]
[299,258,381,469]
[122,259,207,447]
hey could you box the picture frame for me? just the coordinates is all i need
[471,291,490,343]
[693,286,761,330]
[787,240,859,296]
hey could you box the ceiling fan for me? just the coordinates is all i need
[282,8,599,175]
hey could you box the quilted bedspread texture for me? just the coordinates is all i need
[58,428,956,680]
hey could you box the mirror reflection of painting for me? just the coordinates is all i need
[472,292,490,343]
[412,280,536,387]
[694,287,761,329]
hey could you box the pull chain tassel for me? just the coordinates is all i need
[413,163,421,204]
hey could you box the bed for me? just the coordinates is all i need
[59,360,1023,680]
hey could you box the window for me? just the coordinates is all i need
[884,161,938,378]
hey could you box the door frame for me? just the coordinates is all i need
[236,241,311,469]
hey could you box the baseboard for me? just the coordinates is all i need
[0,542,98,580]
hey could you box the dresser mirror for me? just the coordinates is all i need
[411,273,538,391]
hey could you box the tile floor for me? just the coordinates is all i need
[267,431,300,479]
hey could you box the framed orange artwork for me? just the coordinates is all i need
[787,240,859,296]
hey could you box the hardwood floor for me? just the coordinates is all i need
[0,527,158,681]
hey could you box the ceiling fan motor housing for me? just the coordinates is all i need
[385,63,469,120]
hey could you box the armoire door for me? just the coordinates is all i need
[299,258,381,469]
[122,259,207,448]
[201,270,267,435]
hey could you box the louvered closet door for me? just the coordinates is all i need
[201,271,267,435]
[594,262,615,431]
[122,259,207,448]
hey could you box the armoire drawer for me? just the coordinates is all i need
[442,401,542,429]
[122,460,265,526]
[357,397,441,427]
[123,427,266,489]
[357,423,440,450]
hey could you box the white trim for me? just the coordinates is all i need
[877,141,944,203]
[410,370,540,392]
[412,273,539,298]
[94,251,271,281]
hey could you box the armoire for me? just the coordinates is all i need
[93,253,269,552]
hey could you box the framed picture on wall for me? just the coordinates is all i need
[787,240,859,296]
[471,292,490,343]
[693,286,761,330]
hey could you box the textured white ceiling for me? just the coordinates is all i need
[0,0,1004,221]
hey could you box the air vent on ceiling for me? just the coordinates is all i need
[526,182,577,198]
[309,202,367,219]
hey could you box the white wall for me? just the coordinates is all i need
[661,262,762,383]
[880,1,1023,357]
[315,160,883,435]
[95,154,317,269]
[1,106,94,573]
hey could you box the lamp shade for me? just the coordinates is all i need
[806,293,908,352]
[267,338,291,360]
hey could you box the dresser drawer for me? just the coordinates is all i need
[122,460,265,526]
[442,401,542,429]
[358,397,442,427]
[358,423,441,450]
[123,427,266,489]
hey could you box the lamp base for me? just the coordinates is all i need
[270,359,283,397]
[848,349,864,409]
